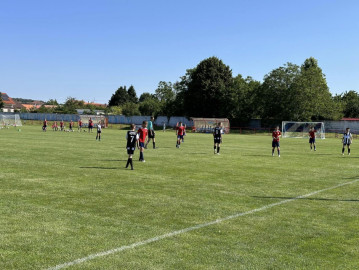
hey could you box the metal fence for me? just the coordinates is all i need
[19,113,193,127]
[18,113,359,133]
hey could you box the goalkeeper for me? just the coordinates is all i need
[145,116,156,149]
[272,126,281,157]
[309,127,316,151]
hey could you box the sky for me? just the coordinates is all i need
[1,0,359,104]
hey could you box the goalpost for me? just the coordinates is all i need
[0,114,22,127]
[78,115,108,128]
[282,121,325,139]
[191,118,230,134]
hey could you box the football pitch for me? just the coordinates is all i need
[1,126,358,269]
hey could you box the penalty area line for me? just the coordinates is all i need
[47,179,359,270]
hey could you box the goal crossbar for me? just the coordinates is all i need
[282,121,325,139]
[0,114,22,127]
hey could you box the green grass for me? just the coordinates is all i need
[1,126,358,269]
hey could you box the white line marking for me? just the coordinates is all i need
[47,179,359,270]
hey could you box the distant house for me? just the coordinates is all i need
[1,92,22,112]
[21,104,57,111]
[341,118,359,121]
[84,101,107,108]
[76,109,105,115]
[22,104,41,111]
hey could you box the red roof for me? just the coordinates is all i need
[84,102,107,107]
[341,118,359,121]
[1,92,16,105]
[22,104,41,110]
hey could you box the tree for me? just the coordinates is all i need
[183,57,233,117]
[232,75,261,122]
[139,98,161,116]
[258,63,300,121]
[121,102,140,116]
[328,95,344,120]
[171,70,194,116]
[155,81,176,116]
[127,85,138,103]
[341,90,359,118]
[109,106,122,115]
[291,57,334,120]
[37,105,52,113]
[46,99,58,105]
[155,81,175,102]
[108,86,129,106]
[61,97,82,114]
[139,92,156,102]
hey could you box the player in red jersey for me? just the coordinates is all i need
[69,120,74,132]
[272,126,281,157]
[309,127,316,151]
[42,119,47,132]
[137,121,148,162]
[78,119,82,132]
[88,118,93,133]
[52,121,58,131]
[60,120,64,131]
[176,122,185,148]
[182,124,187,142]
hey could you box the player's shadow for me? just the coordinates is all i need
[80,166,118,170]
[252,196,359,202]
[100,159,127,162]
[242,154,272,157]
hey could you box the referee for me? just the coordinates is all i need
[145,116,156,149]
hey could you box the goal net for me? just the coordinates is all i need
[78,115,108,128]
[282,121,325,139]
[191,118,230,134]
[0,114,22,127]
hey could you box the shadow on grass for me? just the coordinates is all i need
[243,154,276,157]
[252,196,359,202]
[80,166,118,170]
[100,159,127,162]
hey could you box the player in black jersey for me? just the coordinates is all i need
[126,124,139,170]
[213,122,223,155]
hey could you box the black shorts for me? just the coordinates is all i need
[127,147,135,155]
[309,138,315,144]
[214,137,221,144]
[272,141,280,148]
[97,131,101,134]
[149,130,155,138]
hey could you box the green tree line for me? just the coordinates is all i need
[107,56,359,122]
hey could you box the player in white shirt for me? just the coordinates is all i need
[342,128,353,155]
[96,122,102,141]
